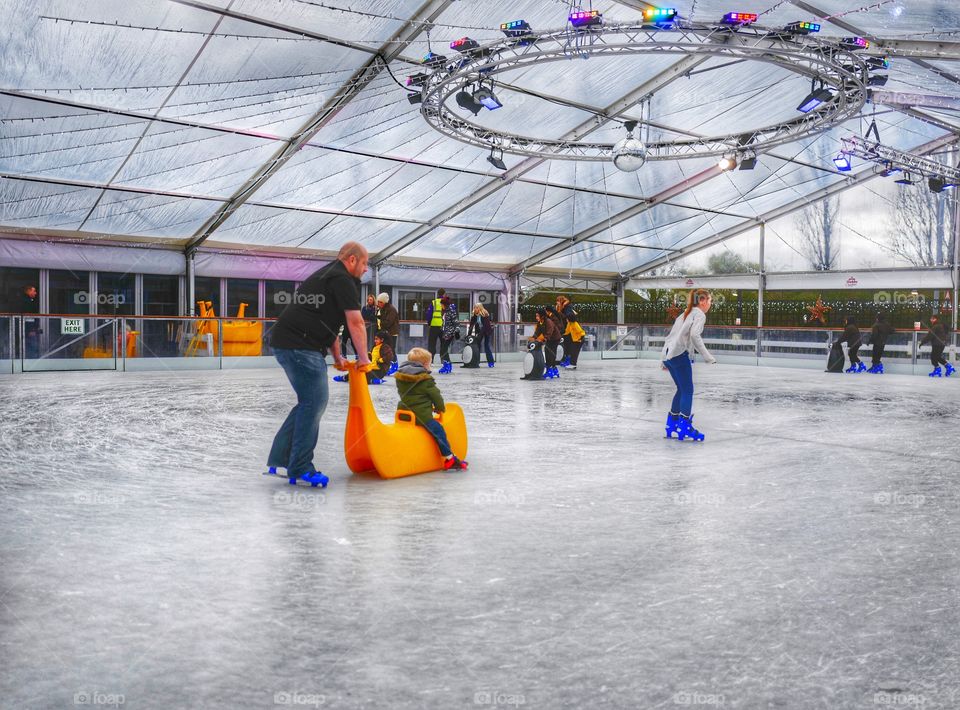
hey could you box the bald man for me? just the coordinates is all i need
[267,242,370,486]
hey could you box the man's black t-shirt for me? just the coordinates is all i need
[270,260,361,352]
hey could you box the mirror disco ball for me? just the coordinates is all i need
[612,137,647,172]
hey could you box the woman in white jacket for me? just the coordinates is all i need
[662,288,716,441]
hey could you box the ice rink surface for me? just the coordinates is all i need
[1,359,959,709]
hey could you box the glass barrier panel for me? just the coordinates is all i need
[24,317,117,372]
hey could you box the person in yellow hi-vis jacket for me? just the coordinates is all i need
[556,295,586,370]
[425,288,446,363]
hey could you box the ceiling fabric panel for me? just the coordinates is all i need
[253,145,492,219]
[397,226,566,267]
[0,178,101,231]
[81,190,223,239]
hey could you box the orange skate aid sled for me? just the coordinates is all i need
[342,362,468,479]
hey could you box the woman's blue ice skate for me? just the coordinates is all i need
[559,356,571,368]
[929,366,943,377]
[487,361,495,368]
[856,362,866,372]
[438,361,453,374]
[676,414,705,442]
[665,413,680,439]
[946,363,956,377]
[845,364,859,373]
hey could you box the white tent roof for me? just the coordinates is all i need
[2,0,958,278]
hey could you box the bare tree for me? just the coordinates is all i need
[887,186,956,267]
[795,196,840,270]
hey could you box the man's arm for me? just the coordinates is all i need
[345,310,370,365]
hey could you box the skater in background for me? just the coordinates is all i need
[376,292,399,372]
[426,288,446,363]
[361,294,377,347]
[395,347,468,470]
[556,296,585,369]
[662,288,716,441]
[838,316,865,373]
[438,296,460,374]
[920,314,953,377]
[267,241,370,486]
[530,307,562,379]
[468,303,495,367]
[868,313,895,374]
[333,330,395,385]
[21,284,40,359]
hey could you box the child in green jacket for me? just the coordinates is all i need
[394,347,468,471]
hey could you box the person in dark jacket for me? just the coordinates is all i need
[837,316,864,373]
[376,292,400,369]
[437,296,459,374]
[267,242,369,487]
[531,307,562,378]
[21,285,40,359]
[920,314,953,377]
[425,288,446,363]
[395,347,467,470]
[868,313,895,374]
[333,330,395,385]
[468,303,495,367]
[556,296,584,369]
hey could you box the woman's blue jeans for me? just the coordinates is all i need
[664,352,694,417]
[269,348,330,477]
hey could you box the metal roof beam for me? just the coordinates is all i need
[181,0,453,254]
[623,133,959,277]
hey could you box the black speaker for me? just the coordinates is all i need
[522,340,546,380]
[460,334,481,368]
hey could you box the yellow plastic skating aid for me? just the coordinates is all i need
[343,362,468,479]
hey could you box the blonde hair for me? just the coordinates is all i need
[407,347,431,365]
[683,288,711,319]
[473,303,489,317]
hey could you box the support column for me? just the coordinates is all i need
[615,280,626,324]
[952,188,959,333]
[186,250,196,317]
[373,264,381,297]
[757,222,766,359]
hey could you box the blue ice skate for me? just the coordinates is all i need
[487,361,495,368]
[845,364,859,373]
[946,363,956,377]
[559,356,571,368]
[929,366,943,377]
[387,361,398,376]
[289,471,328,488]
[868,363,884,374]
[264,466,280,476]
[333,374,349,382]
[856,362,866,372]
[676,414,705,442]
[438,361,453,374]
[370,377,385,385]
[665,413,681,439]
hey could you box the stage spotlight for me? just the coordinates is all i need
[867,75,888,86]
[500,20,532,37]
[406,73,427,88]
[833,154,852,172]
[841,36,870,50]
[456,89,483,115]
[784,21,820,34]
[450,37,479,53]
[569,10,602,28]
[421,52,447,67]
[721,12,758,25]
[866,57,890,70]
[473,87,502,110]
[797,87,833,113]
[407,93,422,105]
[718,154,738,171]
[487,147,507,171]
[739,150,757,171]
[895,173,914,185]
[880,162,900,177]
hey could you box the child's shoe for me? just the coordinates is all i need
[387,361,398,375]
[443,455,468,471]
[289,471,329,488]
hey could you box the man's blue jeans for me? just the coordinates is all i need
[422,419,453,457]
[663,352,694,417]
[269,348,329,477]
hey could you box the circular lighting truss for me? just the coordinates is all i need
[417,22,872,162]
